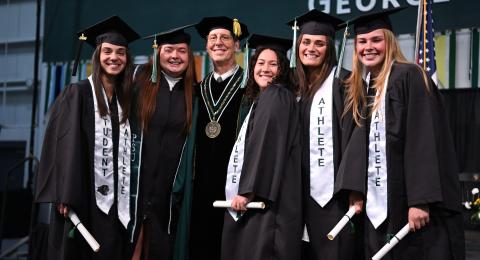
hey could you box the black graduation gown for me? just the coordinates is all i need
[221,83,303,260]
[136,75,187,260]
[300,69,363,260]
[35,80,130,260]
[190,68,245,260]
[343,62,464,260]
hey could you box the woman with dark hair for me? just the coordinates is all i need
[35,16,140,260]
[220,34,302,260]
[287,10,364,260]
[130,25,198,260]
[342,8,464,259]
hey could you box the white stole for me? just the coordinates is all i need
[365,64,391,229]
[88,76,131,229]
[309,67,336,207]
[225,105,253,221]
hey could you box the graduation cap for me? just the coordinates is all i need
[240,34,293,88]
[247,34,292,53]
[195,16,249,40]
[72,15,140,76]
[286,10,344,68]
[286,9,344,38]
[144,24,195,83]
[347,7,407,35]
[144,23,195,45]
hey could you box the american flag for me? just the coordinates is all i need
[415,0,438,86]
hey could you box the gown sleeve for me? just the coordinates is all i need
[335,79,368,196]
[335,123,368,195]
[35,83,88,210]
[397,65,444,207]
[238,85,297,202]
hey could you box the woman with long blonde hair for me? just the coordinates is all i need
[342,8,464,259]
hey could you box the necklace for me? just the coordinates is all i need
[200,66,243,138]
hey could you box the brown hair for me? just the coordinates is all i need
[245,46,293,101]
[91,44,133,124]
[135,45,196,131]
[294,34,337,98]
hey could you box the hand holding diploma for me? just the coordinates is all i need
[327,206,356,240]
[349,191,364,215]
[68,210,100,252]
[231,195,250,211]
[57,203,69,218]
[371,205,429,259]
[371,224,410,260]
[327,191,364,240]
[213,200,265,209]
[408,205,429,231]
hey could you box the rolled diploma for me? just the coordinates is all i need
[327,206,356,240]
[212,200,265,209]
[68,210,100,252]
[371,224,410,260]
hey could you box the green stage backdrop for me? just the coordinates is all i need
[43,0,479,62]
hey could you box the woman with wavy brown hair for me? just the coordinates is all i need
[288,9,364,260]
[130,25,197,260]
[221,34,302,260]
[342,8,464,259]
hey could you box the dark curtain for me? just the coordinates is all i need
[440,88,480,173]
[441,88,480,230]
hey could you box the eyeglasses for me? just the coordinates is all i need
[207,34,234,43]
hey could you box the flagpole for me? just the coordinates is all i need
[423,0,428,71]
[414,0,424,63]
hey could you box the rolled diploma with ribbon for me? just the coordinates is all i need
[212,200,265,209]
[371,224,410,260]
[68,210,100,252]
[327,206,356,240]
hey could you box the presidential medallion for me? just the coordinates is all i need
[205,121,221,138]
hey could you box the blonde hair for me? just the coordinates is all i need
[344,29,409,126]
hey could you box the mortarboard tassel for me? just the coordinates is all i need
[233,18,242,38]
[72,34,87,76]
[240,42,250,89]
[151,36,159,83]
[290,19,299,68]
[335,22,349,78]
[68,225,76,238]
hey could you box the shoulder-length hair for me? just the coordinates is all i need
[294,34,337,99]
[91,44,133,124]
[344,29,412,126]
[134,45,196,132]
[245,46,293,101]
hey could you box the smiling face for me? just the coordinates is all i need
[253,49,279,89]
[99,42,127,76]
[355,29,386,75]
[298,34,328,68]
[159,43,189,77]
[206,28,239,66]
